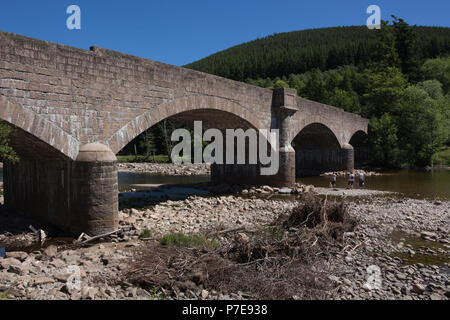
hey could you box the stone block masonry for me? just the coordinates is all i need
[0,31,368,235]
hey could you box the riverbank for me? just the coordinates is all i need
[321,169,382,177]
[117,163,383,178]
[118,163,210,176]
[0,188,448,300]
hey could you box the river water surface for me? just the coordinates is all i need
[1,168,448,200]
[119,169,450,200]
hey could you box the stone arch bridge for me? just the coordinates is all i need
[0,31,368,235]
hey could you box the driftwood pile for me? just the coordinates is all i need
[123,193,357,300]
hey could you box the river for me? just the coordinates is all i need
[1,168,449,200]
[120,169,449,200]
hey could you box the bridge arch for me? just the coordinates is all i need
[0,96,79,160]
[292,122,345,176]
[107,95,264,155]
[290,118,344,148]
[349,130,369,166]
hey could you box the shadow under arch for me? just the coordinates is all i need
[292,123,345,176]
[0,121,78,236]
[349,130,369,167]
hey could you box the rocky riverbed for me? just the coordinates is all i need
[0,187,448,300]
[327,197,449,300]
[118,163,210,176]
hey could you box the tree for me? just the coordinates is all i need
[392,15,422,82]
[368,114,401,167]
[0,121,19,163]
[396,83,448,166]
[155,119,178,161]
[273,79,290,89]
[138,130,157,162]
[328,88,361,114]
[362,20,408,118]
[421,57,450,94]
[368,20,400,71]
[302,69,327,102]
[361,66,407,118]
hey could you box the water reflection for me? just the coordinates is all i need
[118,172,210,191]
[298,170,450,200]
[1,168,448,200]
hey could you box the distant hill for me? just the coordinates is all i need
[184,26,450,81]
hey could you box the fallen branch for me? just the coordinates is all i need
[217,226,246,235]
[139,237,154,241]
[78,229,122,244]
[77,232,91,242]
[351,240,368,252]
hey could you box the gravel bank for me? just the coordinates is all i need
[118,163,210,176]
[329,197,449,300]
[0,191,448,300]
[314,187,394,197]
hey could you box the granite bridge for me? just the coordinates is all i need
[0,31,369,236]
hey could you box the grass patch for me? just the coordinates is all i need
[139,229,152,239]
[432,147,450,166]
[148,287,164,300]
[0,292,11,300]
[261,226,284,242]
[117,155,170,163]
[160,232,218,249]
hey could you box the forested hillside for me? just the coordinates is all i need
[185,25,450,82]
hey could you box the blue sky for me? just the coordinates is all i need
[1,1,449,66]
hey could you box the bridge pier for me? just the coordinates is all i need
[341,143,354,172]
[271,88,297,187]
[3,143,118,236]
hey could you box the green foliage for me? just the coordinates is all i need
[368,20,400,71]
[138,130,157,159]
[392,16,422,82]
[117,155,170,163]
[118,119,181,162]
[0,121,19,163]
[304,69,328,102]
[261,226,284,242]
[148,287,164,300]
[395,83,449,167]
[369,114,401,167]
[139,229,152,239]
[361,66,408,118]
[432,147,450,166]
[273,79,290,89]
[0,292,12,300]
[328,88,361,114]
[421,57,450,93]
[186,26,450,82]
[160,232,218,249]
